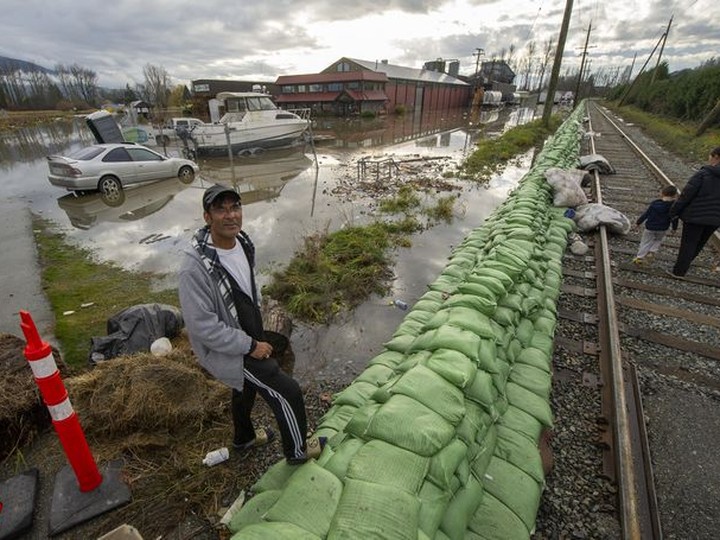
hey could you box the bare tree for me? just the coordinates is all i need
[520,41,537,90]
[55,63,98,106]
[536,37,555,91]
[143,63,171,114]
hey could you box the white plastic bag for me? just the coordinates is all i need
[544,167,589,208]
[573,203,631,235]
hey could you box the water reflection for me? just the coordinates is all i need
[56,175,196,230]
[197,148,314,205]
[313,108,470,149]
[0,117,95,171]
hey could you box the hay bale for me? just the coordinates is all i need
[65,349,228,442]
[0,333,65,461]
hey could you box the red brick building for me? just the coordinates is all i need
[275,57,471,116]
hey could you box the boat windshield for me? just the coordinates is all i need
[246,97,277,111]
[225,96,278,113]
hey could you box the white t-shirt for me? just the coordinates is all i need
[215,241,253,299]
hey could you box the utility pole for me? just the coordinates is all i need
[542,0,573,127]
[574,22,592,102]
[650,16,673,84]
[618,32,665,106]
[473,48,485,76]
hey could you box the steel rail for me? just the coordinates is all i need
[585,101,652,539]
[593,104,720,253]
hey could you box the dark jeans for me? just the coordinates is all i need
[231,356,307,460]
[672,222,719,276]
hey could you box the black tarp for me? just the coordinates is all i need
[89,303,184,364]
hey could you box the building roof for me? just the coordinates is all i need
[345,58,470,86]
[276,71,388,85]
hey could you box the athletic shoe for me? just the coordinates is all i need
[233,427,275,451]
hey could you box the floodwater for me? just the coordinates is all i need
[0,105,539,384]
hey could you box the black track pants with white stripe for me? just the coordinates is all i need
[232,356,307,460]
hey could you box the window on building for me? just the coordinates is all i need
[297,85,306,93]
[281,85,295,93]
[337,62,351,72]
[327,83,342,92]
[309,84,322,92]
[347,81,360,90]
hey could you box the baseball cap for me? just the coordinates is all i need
[202,184,241,211]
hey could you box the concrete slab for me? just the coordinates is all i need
[0,468,39,540]
[48,460,131,537]
[0,198,55,343]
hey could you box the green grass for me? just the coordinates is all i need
[603,101,720,163]
[461,116,563,181]
[263,222,414,323]
[33,217,178,368]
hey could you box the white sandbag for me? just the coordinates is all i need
[543,167,588,208]
[573,203,631,235]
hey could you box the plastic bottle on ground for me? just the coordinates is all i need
[393,299,408,310]
[202,447,229,466]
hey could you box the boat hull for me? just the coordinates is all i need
[189,121,309,156]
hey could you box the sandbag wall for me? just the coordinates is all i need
[228,104,587,540]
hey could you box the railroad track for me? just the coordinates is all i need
[536,101,720,539]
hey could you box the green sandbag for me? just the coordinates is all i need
[344,402,382,439]
[423,306,496,339]
[442,293,498,316]
[230,522,321,539]
[514,319,535,346]
[493,306,519,327]
[228,490,281,533]
[383,333,416,354]
[264,461,343,537]
[506,382,553,427]
[498,405,543,444]
[509,363,552,399]
[467,491,530,540]
[363,394,455,456]
[528,332,554,358]
[328,479,420,540]
[346,439,429,494]
[515,347,551,373]
[332,381,379,408]
[384,365,466,424]
[495,425,545,484]
[474,266,514,288]
[323,436,366,481]
[251,460,300,493]
[440,474,484,540]
[357,360,397,383]
[464,274,506,296]
[408,326,482,365]
[482,456,542,533]
[427,438,468,490]
[418,480,452,538]
[464,370,498,410]
[470,423,497,479]
[456,401,491,446]
[422,348,477,389]
[318,404,358,432]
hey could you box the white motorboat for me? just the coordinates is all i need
[185,92,310,156]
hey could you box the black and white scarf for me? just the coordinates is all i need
[191,225,256,323]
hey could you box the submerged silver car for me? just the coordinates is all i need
[47,143,199,197]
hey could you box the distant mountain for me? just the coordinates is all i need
[0,55,53,74]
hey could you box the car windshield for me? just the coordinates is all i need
[68,146,105,160]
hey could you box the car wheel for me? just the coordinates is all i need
[98,175,124,204]
[178,165,195,184]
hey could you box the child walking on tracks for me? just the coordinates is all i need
[633,185,679,264]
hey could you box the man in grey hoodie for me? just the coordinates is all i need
[668,146,720,277]
[179,184,318,464]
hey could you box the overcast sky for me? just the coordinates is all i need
[1,0,715,89]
